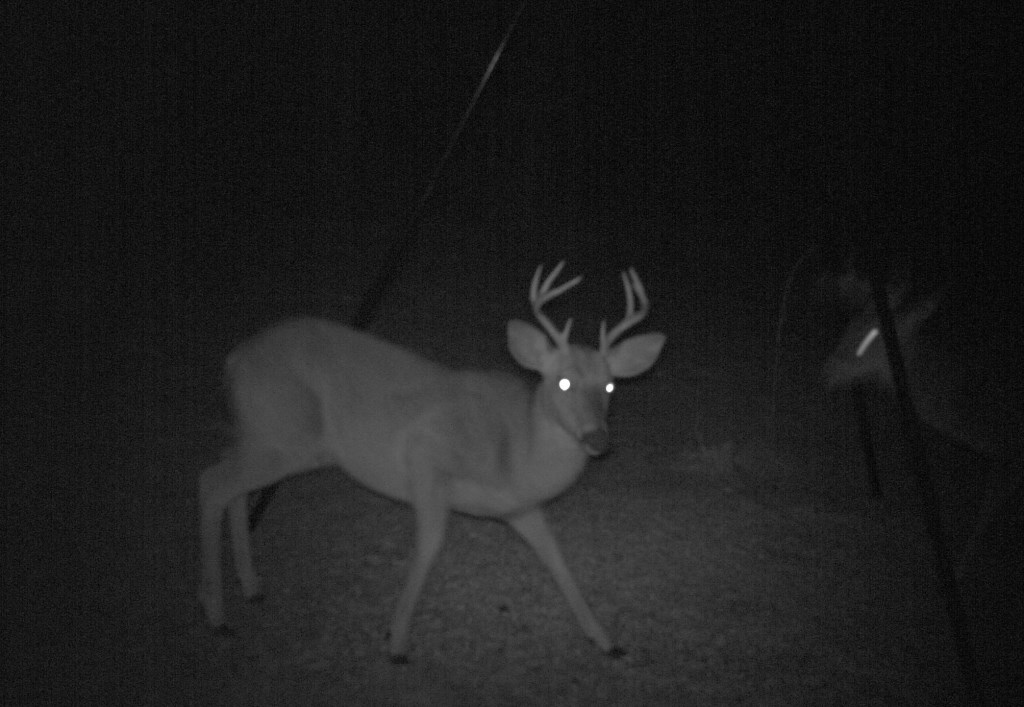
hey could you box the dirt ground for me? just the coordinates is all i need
[8,217,1021,705]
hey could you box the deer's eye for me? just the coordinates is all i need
[559,377,571,391]
[605,382,615,394]
[857,327,881,357]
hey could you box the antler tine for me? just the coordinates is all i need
[600,267,650,354]
[532,261,582,305]
[529,261,582,349]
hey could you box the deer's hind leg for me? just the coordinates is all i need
[198,444,316,630]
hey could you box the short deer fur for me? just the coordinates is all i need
[198,262,665,661]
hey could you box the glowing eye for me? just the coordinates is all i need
[559,378,571,391]
[605,382,615,394]
[856,327,881,357]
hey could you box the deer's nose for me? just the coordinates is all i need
[582,428,609,457]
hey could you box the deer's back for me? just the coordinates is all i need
[223,317,545,503]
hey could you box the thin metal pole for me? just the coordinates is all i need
[869,272,986,707]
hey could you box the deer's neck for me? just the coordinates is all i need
[512,385,590,504]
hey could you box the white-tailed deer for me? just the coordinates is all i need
[822,275,1023,571]
[198,262,665,662]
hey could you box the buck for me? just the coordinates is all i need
[822,274,1023,570]
[198,262,665,662]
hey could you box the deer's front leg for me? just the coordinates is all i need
[507,507,621,656]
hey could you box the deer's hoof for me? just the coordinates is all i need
[607,645,626,659]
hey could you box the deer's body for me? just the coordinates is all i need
[198,263,665,661]
[221,318,590,516]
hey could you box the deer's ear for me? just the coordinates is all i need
[507,320,555,372]
[607,332,665,378]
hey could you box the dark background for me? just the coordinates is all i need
[8,2,1020,259]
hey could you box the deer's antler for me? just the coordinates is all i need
[599,267,650,354]
[530,261,582,350]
